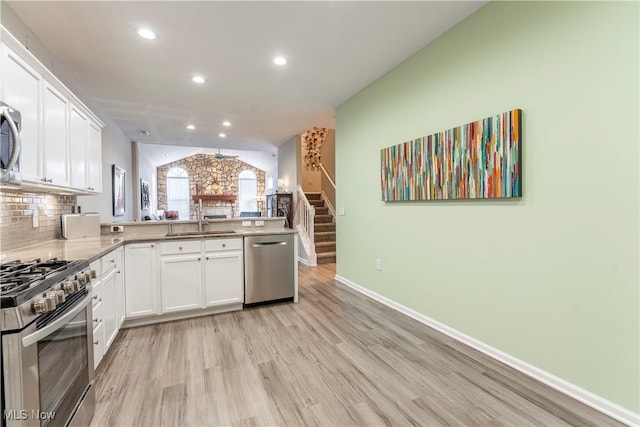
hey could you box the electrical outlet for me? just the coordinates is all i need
[111,225,124,233]
[32,210,39,228]
[255,220,265,226]
[242,221,252,227]
[376,259,382,271]
[338,207,345,216]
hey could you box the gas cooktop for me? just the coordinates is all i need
[0,258,90,307]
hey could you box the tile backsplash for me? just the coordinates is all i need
[0,190,77,252]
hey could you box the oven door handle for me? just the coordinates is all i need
[0,106,22,174]
[21,292,92,348]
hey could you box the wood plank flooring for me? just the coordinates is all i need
[90,264,624,426]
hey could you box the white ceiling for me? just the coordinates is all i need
[7,1,486,153]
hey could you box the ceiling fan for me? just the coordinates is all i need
[214,149,239,161]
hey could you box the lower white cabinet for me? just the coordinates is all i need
[101,269,118,349]
[91,247,124,370]
[204,239,243,307]
[123,238,244,324]
[114,248,125,327]
[124,243,158,318]
[160,248,203,313]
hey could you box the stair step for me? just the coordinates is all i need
[314,207,329,215]
[317,252,336,264]
[314,223,335,232]
[305,192,322,201]
[314,215,333,224]
[315,242,336,253]
[310,200,325,207]
[314,231,336,242]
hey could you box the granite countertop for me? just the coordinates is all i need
[1,228,297,263]
[0,236,126,264]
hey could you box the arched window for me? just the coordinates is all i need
[238,169,257,214]
[167,167,189,220]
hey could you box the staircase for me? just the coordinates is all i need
[305,192,336,264]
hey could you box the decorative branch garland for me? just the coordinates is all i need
[303,127,328,170]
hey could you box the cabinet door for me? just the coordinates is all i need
[1,43,43,182]
[87,121,102,193]
[204,251,243,307]
[124,243,158,318]
[101,269,118,350]
[114,248,125,327]
[42,82,69,186]
[69,103,87,190]
[92,303,104,370]
[160,254,203,313]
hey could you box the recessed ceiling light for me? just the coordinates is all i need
[186,124,195,130]
[222,121,231,127]
[137,28,156,40]
[138,130,150,136]
[273,56,287,65]
[192,75,206,84]
[218,133,226,138]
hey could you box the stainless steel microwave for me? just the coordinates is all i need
[0,102,22,185]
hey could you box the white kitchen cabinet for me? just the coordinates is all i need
[42,82,69,187]
[92,310,105,371]
[101,269,118,349]
[159,241,203,313]
[69,103,88,189]
[1,28,104,193]
[114,248,125,326]
[1,42,43,183]
[86,120,103,193]
[124,243,158,318]
[204,238,244,307]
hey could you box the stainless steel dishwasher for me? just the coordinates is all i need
[244,234,295,305]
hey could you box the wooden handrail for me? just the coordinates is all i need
[319,163,335,189]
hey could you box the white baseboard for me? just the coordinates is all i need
[297,256,309,266]
[334,274,639,427]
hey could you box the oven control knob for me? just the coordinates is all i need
[90,270,97,279]
[43,295,57,312]
[84,272,92,283]
[32,298,45,314]
[69,280,80,293]
[63,281,75,294]
[32,296,56,314]
[50,289,65,304]
[77,275,87,287]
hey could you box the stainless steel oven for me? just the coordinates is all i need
[1,260,96,427]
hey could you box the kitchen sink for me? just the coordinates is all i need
[166,230,236,237]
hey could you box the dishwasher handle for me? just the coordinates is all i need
[252,241,287,247]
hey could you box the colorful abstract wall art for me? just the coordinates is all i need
[381,109,522,201]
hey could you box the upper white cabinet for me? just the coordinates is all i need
[0,27,104,193]
[87,121,102,193]
[42,82,69,187]
[0,42,43,183]
[69,103,88,189]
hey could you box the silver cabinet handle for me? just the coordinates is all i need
[0,106,21,174]
[150,244,155,248]
[94,340,99,345]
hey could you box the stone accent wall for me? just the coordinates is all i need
[0,190,77,251]
[157,154,265,219]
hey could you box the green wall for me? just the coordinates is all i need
[336,1,639,413]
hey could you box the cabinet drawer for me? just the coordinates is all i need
[101,250,118,275]
[204,238,242,252]
[160,240,202,255]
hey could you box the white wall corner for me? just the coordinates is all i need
[334,275,640,427]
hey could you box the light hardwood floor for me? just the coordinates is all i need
[90,263,623,426]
